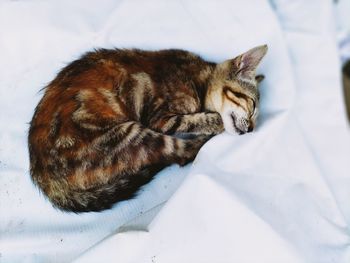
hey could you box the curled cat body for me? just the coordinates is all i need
[28,45,267,212]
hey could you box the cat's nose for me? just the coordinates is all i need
[247,125,254,133]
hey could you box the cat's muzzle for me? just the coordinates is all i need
[231,114,253,135]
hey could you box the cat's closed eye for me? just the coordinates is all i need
[223,87,253,109]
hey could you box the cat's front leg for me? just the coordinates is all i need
[150,112,224,136]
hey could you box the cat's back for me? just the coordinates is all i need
[82,48,206,76]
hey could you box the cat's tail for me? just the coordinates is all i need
[45,166,164,212]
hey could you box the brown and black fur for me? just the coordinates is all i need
[28,46,267,212]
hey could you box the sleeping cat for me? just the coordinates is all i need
[28,45,267,212]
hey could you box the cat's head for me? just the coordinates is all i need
[205,45,268,135]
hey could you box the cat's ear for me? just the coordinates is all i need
[230,45,268,82]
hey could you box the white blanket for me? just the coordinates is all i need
[1,0,350,262]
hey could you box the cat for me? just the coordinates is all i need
[28,45,267,212]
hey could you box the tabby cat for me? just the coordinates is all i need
[28,45,267,212]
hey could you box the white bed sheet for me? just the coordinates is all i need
[1,0,349,262]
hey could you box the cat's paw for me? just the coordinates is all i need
[177,135,212,166]
[207,112,224,135]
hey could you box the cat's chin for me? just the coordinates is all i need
[221,115,245,135]
[223,125,245,136]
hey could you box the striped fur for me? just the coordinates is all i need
[28,45,267,212]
